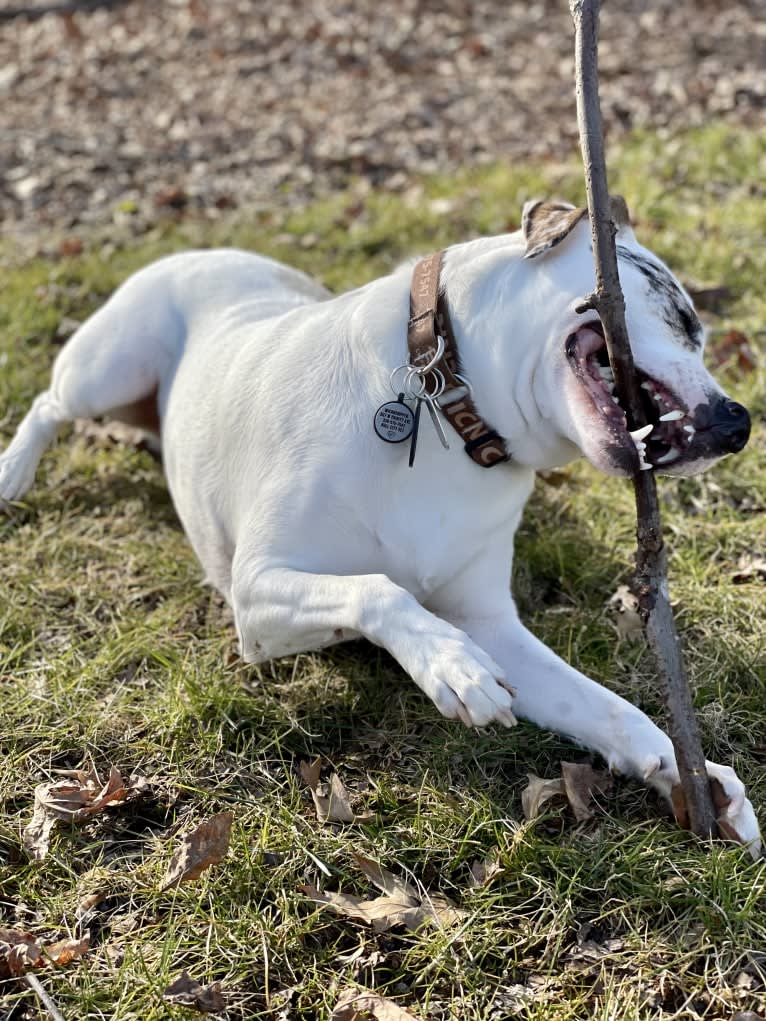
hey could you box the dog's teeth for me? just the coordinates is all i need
[639,460,654,471]
[683,424,695,436]
[612,395,620,404]
[629,424,654,441]
[640,381,654,391]
[653,393,663,402]
[655,448,681,464]
[658,409,684,422]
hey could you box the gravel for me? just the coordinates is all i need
[1,0,764,239]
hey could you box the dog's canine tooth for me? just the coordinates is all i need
[655,448,681,464]
[658,409,684,422]
[629,424,653,441]
[640,381,654,391]
[639,460,654,470]
[612,395,620,404]
[683,424,695,435]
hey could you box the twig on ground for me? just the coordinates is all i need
[23,973,67,1021]
[569,0,718,838]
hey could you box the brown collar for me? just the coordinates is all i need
[407,252,509,468]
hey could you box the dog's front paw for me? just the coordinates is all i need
[406,631,516,729]
[668,761,762,860]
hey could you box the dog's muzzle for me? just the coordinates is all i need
[707,398,751,454]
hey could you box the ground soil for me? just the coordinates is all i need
[1,0,764,238]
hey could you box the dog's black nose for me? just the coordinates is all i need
[710,399,751,453]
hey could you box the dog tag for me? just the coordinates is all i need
[374,393,414,443]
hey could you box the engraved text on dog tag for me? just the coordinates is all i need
[374,394,414,443]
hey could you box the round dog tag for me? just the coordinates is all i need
[374,398,414,443]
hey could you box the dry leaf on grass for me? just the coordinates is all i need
[521,775,565,820]
[522,763,611,823]
[468,854,503,888]
[607,585,644,641]
[708,329,757,374]
[0,929,89,979]
[561,762,613,823]
[163,970,226,1013]
[732,553,766,584]
[331,989,418,1020]
[23,765,144,861]
[0,928,42,978]
[160,811,233,891]
[300,757,372,824]
[299,853,463,933]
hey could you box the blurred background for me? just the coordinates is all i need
[1,0,764,240]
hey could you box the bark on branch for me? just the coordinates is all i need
[569,0,718,838]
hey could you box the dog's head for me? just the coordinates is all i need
[452,199,750,477]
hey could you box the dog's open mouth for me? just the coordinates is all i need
[566,321,695,470]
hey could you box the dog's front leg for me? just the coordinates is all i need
[230,565,516,728]
[433,581,761,853]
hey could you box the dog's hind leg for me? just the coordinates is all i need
[0,273,179,503]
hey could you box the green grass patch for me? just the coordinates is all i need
[1,123,765,1019]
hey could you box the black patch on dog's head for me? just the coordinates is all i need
[617,246,703,351]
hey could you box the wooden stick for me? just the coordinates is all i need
[569,0,718,838]
[23,974,67,1021]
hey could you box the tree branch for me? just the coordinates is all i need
[569,0,718,839]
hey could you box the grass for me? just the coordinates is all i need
[1,122,765,1019]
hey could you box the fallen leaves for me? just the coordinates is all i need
[300,757,373,824]
[708,329,757,374]
[731,553,766,585]
[300,853,463,933]
[331,989,418,1020]
[521,762,612,823]
[160,811,233,892]
[23,766,147,861]
[163,970,226,1013]
[0,928,89,979]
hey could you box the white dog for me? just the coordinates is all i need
[1,200,759,852]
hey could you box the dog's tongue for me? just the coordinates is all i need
[576,325,604,358]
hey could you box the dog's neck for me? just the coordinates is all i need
[407,252,509,469]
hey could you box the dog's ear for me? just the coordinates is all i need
[610,194,636,239]
[522,200,588,259]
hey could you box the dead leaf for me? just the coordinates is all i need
[0,929,89,979]
[708,329,757,373]
[607,585,644,641]
[299,854,463,933]
[732,553,766,584]
[299,757,367,824]
[43,934,90,967]
[521,774,565,820]
[0,928,42,978]
[23,765,137,861]
[331,989,418,1020]
[163,970,226,1013]
[468,854,503,888]
[561,762,612,822]
[160,811,233,891]
[58,236,84,258]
